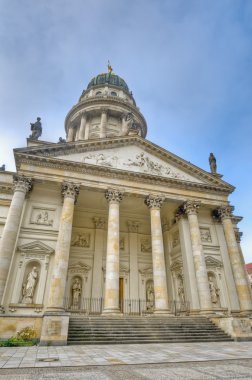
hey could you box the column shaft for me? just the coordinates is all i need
[91,218,105,299]
[218,207,252,312]
[47,183,79,311]
[145,195,169,313]
[78,114,87,140]
[103,190,123,314]
[67,126,74,142]
[0,176,32,305]
[128,221,139,300]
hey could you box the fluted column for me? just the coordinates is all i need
[103,189,123,314]
[0,175,32,308]
[145,194,169,313]
[215,206,252,312]
[183,201,212,311]
[100,109,107,138]
[128,221,139,300]
[47,182,80,312]
[78,112,87,140]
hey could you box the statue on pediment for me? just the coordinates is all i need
[29,117,42,140]
[209,153,217,174]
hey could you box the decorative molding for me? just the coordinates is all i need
[68,262,91,275]
[171,231,180,248]
[17,241,54,256]
[13,175,33,194]
[30,207,55,227]
[200,227,212,243]
[205,256,223,268]
[105,189,124,203]
[61,182,80,204]
[213,205,234,221]
[140,238,152,253]
[144,194,165,209]
[170,259,183,273]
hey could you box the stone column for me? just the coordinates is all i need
[67,125,75,142]
[0,175,32,308]
[40,182,79,346]
[47,182,80,312]
[183,201,212,312]
[78,112,87,140]
[91,217,106,299]
[100,109,107,138]
[215,206,252,312]
[128,221,139,300]
[145,194,169,314]
[84,122,90,140]
[103,189,123,314]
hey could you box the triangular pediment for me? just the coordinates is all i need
[14,136,234,192]
[205,256,223,268]
[17,240,54,255]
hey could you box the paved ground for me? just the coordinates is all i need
[0,360,252,379]
[0,341,252,368]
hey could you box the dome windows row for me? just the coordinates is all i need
[95,90,118,97]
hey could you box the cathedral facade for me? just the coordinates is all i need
[0,71,251,344]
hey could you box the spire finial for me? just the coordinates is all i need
[108,60,113,74]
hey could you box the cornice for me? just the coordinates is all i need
[14,136,234,193]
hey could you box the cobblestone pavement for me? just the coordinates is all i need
[0,359,252,379]
[0,341,252,369]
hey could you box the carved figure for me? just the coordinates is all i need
[72,278,82,307]
[71,233,90,247]
[119,238,125,250]
[22,267,39,304]
[121,112,134,136]
[146,281,154,311]
[200,228,212,242]
[35,210,53,226]
[141,239,152,253]
[0,164,5,171]
[209,153,217,174]
[29,117,42,140]
[209,276,220,305]
[58,137,66,143]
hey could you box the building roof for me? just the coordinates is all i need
[87,73,130,93]
[245,263,252,271]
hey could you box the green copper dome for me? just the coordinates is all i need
[87,73,130,93]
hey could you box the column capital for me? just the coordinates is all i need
[235,229,243,243]
[105,189,123,204]
[101,107,109,115]
[61,182,80,204]
[127,220,139,233]
[93,217,106,229]
[13,175,33,194]
[213,205,234,221]
[183,200,201,215]
[144,194,165,209]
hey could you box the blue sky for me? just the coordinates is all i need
[0,0,251,262]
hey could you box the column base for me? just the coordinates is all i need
[39,312,70,346]
[0,305,5,314]
[102,308,122,316]
[154,309,171,316]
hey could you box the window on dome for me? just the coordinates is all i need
[96,91,102,96]
[111,91,117,97]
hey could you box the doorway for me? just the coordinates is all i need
[119,277,124,312]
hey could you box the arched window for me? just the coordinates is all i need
[95,91,102,96]
[111,91,117,97]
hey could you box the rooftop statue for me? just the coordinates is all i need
[209,152,217,174]
[29,117,42,140]
[0,164,5,171]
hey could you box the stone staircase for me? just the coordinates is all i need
[67,316,233,345]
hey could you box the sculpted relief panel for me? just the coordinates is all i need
[58,146,202,182]
[30,208,55,227]
[200,227,212,243]
[71,232,91,248]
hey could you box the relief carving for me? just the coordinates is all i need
[200,228,212,243]
[172,231,180,248]
[140,238,152,253]
[119,238,125,250]
[30,209,54,226]
[71,233,90,247]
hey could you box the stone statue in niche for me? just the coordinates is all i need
[29,117,42,140]
[119,238,125,250]
[209,153,217,174]
[140,238,152,253]
[72,278,82,307]
[177,277,185,304]
[35,210,53,226]
[208,275,220,306]
[121,112,134,136]
[22,267,39,304]
[146,281,154,311]
[71,233,90,247]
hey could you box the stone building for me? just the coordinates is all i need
[0,70,252,344]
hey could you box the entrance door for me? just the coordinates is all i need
[119,277,124,312]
